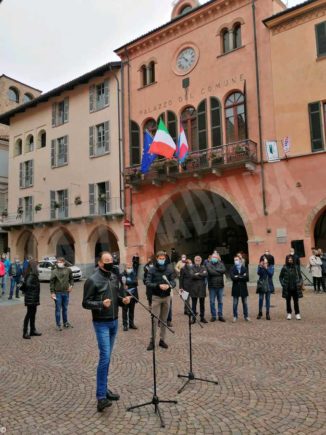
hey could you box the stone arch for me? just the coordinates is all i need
[305,197,326,239]
[48,227,75,264]
[87,224,120,265]
[16,230,38,260]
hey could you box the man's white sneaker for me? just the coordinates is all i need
[287,314,292,320]
[245,317,250,322]
[233,317,237,322]
[295,314,301,320]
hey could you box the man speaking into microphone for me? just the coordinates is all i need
[82,251,130,412]
[145,251,176,351]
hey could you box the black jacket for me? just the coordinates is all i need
[279,265,303,299]
[206,262,226,288]
[82,268,127,321]
[24,273,40,306]
[121,270,139,302]
[145,262,176,298]
[180,264,207,298]
[230,265,249,298]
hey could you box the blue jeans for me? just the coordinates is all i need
[259,292,271,313]
[9,276,21,298]
[233,296,248,319]
[93,320,118,400]
[1,274,8,294]
[209,287,224,318]
[55,293,69,326]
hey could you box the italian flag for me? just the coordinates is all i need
[149,118,176,159]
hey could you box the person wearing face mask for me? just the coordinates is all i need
[256,258,274,320]
[187,256,208,323]
[82,251,131,412]
[308,248,323,293]
[230,255,249,322]
[145,251,176,351]
[121,263,138,331]
[280,255,303,320]
[285,248,300,267]
[143,256,155,308]
[8,257,23,300]
[175,254,188,315]
[22,260,42,339]
[50,257,74,330]
[206,252,226,322]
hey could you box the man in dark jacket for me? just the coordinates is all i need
[145,251,176,351]
[121,263,138,331]
[83,251,130,412]
[206,252,226,322]
[230,255,249,322]
[50,257,74,330]
[9,257,23,299]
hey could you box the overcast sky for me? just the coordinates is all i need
[0,0,303,92]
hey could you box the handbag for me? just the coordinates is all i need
[256,277,269,294]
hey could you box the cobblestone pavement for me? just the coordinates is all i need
[1,282,326,435]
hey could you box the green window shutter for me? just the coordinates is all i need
[104,80,109,106]
[64,136,68,164]
[50,191,56,219]
[19,162,23,188]
[64,98,69,123]
[105,181,111,213]
[51,139,56,167]
[316,22,326,57]
[89,85,95,112]
[89,184,95,215]
[197,99,207,150]
[52,103,57,127]
[308,102,324,152]
[64,190,69,218]
[104,121,110,152]
[210,97,222,147]
[30,160,34,186]
[89,126,94,156]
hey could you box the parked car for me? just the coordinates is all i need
[38,258,82,282]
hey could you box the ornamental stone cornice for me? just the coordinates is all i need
[117,0,251,60]
[265,1,326,35]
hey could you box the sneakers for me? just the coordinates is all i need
[245,317,250,322]
[233,317,237,323]
[106,389,120,401]
[295,314,301,320]
[56,325,63,331]
[64,322,73,328]
[97,398,112,412]
[159,339,168,349]
[287,313,292,320]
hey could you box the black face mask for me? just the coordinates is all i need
[103,263,113,272]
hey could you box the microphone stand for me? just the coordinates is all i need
[125,288,177,428]
[176,288,218,394]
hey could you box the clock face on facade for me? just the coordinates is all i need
[176,47,198,73]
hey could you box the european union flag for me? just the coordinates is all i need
[140,130,157,174]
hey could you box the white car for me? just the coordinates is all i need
[38,259,82,282]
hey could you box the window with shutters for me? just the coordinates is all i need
[19,160,34,189]
[25,134,34,153]
[233,23,242,49]
[89,80,109,112]
[130,121,141,166]
[89,122,109,157]
[181,107,198,151]
[23,196,33,223]
[221,28,230,54]
[50,190,68,220]
[316,21,326,58]
[89,181,110,215]
[225,92,246,143]
[308,102,325,152]
[197,100,207,150]
[51,136,68,167]
[210,97,222,147]
[52,98,69,127]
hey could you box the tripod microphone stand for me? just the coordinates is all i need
[125,289,177,428]
[177,290,218,394]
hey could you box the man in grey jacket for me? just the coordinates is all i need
[206,252,226,322]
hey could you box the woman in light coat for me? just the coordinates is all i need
[308,249,322,293]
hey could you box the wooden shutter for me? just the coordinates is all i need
[51,139,56,167]
[210,97,222,147]
[316,22,326,57]
[64,98,69,123]
[64,136,68,164]
[308,102,324,152]
[19,162,23,188]
[52,103,57,127]
[64,189,69,218]
[89,85,95,112]
[105,181,110,213]
[197,100,207,150]
[30,160,34,186]
[104,80,109,106]
[89,126,94,157]
[89,184,95,215]
[50,191,56,219]
[104,121,110,153]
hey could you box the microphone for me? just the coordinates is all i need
[162,275,172,288]
[121,276,127,286]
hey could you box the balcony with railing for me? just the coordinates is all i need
[125,140,258,187]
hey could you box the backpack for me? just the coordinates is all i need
[0,262,5,277]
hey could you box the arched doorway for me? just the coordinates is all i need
[16,231,38,260]
[89,226,120,265]
[153,190,248,266]
[314,209,326,250]
[56,232,75,264]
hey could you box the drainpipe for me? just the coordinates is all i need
[252,0,268,216]
[108,63,123,214]
[124,47,133,225]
